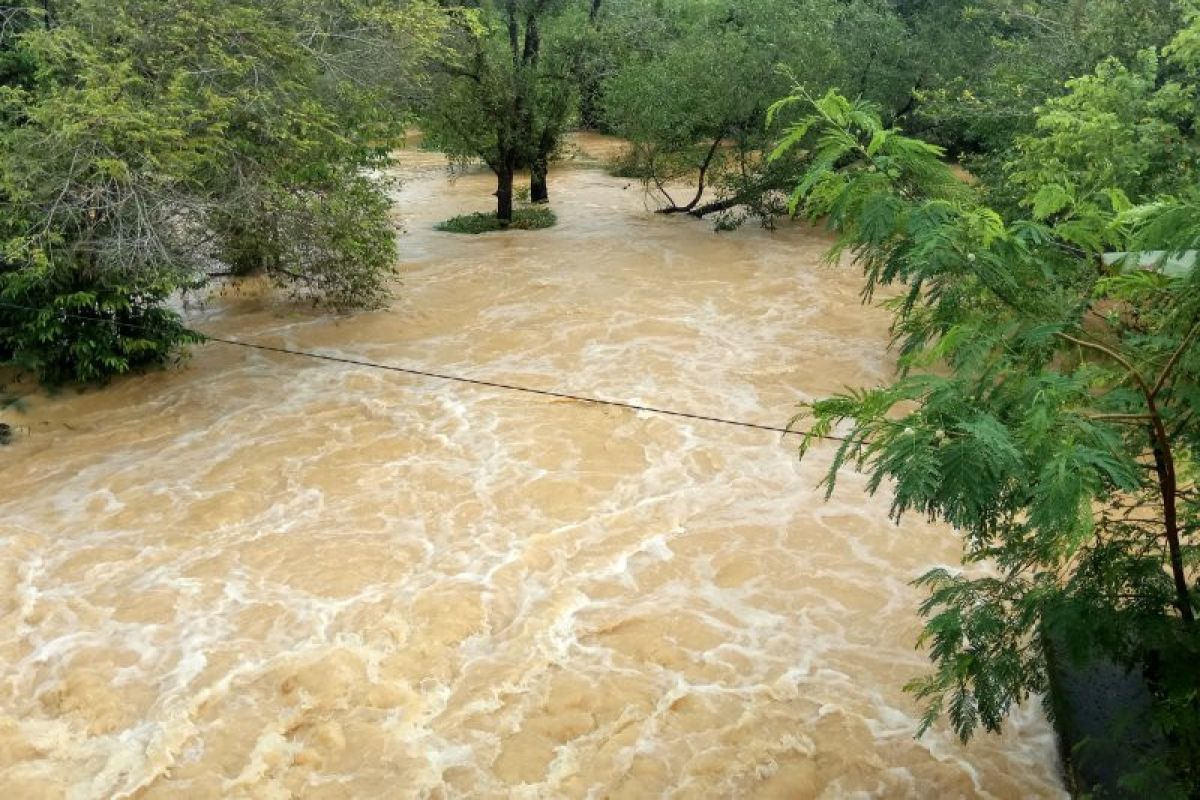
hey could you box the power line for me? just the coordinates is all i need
[0,301,858,443]
[203,333,816,437]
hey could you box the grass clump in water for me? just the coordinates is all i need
[436,207,556,234]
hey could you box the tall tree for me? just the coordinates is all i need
[0,0,446,384]
[771,9,1200,789]
[423,0,574,222]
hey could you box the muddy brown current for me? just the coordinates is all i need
[0,136,1065,798]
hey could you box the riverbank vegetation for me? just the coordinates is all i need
[6,0,1189,386]
[0,0,446,384]
[774,11,1200,794]
[436,206,556,233]
[2,0,1198,791]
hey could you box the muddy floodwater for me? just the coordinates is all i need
[0,136,1065,798]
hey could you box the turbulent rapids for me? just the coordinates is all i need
[0,137,1066,798]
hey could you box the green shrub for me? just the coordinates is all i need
[605,149,656,179]
[210,171,399,310]
[0,265,202,385]
[435,207,557,234]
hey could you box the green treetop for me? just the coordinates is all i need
[772,9,1200,791]
[0,0,446,385]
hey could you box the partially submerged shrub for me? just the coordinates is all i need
[435,207,557,234]
[210,172,399,310]
[0,265,202,385]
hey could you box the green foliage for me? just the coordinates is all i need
[0,0,445,384]
[210,170,399,309]
[774,11,1200,788]
[435,207,556,234]
[598,0,912,225]
[900,0,1184,155]
[1000,50,1200,216]
[422,1,576,218]
[0,265,202,385]
[586,0,1190,227]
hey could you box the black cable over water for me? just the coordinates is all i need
[204,334,810,437]
[0,301,855,443]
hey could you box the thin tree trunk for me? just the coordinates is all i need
[892,75,925,123]
[579,85,601,130]
[655,135,724,214]
[496,165,515,224]
[1058,330,1196,626]
[575,0,605,128]
[530,162,549,204]
[522,14,540,66]
[530,128,553,204]
[1148,415,1195,625]
[505,1,520,67]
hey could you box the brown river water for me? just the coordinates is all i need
[0,136,1065,798]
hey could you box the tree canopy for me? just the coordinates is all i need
[0,0,445,384]
[772,7,1200,791]
[421,0,577,223]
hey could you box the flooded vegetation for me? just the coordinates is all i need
[5,0,1200,795]
[0,141,1065,797]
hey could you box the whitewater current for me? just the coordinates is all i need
[0,136,1066,798]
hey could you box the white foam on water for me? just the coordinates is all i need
[0,139,1066,798]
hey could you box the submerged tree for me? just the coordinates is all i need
[423,0,575,223]
[599,0,914,227]
[592,0,1188,230]
[0,0,446,384]
[772,12,1200,792]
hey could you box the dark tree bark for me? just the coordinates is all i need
[496,164,515,223]
[522,13,540,66]
[530,127,553,203]
[574,0,605,128]
[519,10,553,203]
[530,162,549,204]
[687,192,748,218]
[890,75,926,125]
[1149,416,1195,626]
[578,86,602,130]
[654,135,725,214]
[505,0,520,67]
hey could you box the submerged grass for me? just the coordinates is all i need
[436,206,557,234]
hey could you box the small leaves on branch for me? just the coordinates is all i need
[774,11,1200,787]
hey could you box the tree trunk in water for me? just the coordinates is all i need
[530,129,553,204]
[687,192,748,218]
[531,163,549,204]
[578,87,601,130]
[1147,418,1195,626]
[653,134,724,214]
[496,167,515,224]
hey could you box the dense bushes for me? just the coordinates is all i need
[0,265,201,385]
[0,0,443,385]
[773,8,1200,788]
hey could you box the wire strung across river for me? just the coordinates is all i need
[0,302,859,444]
